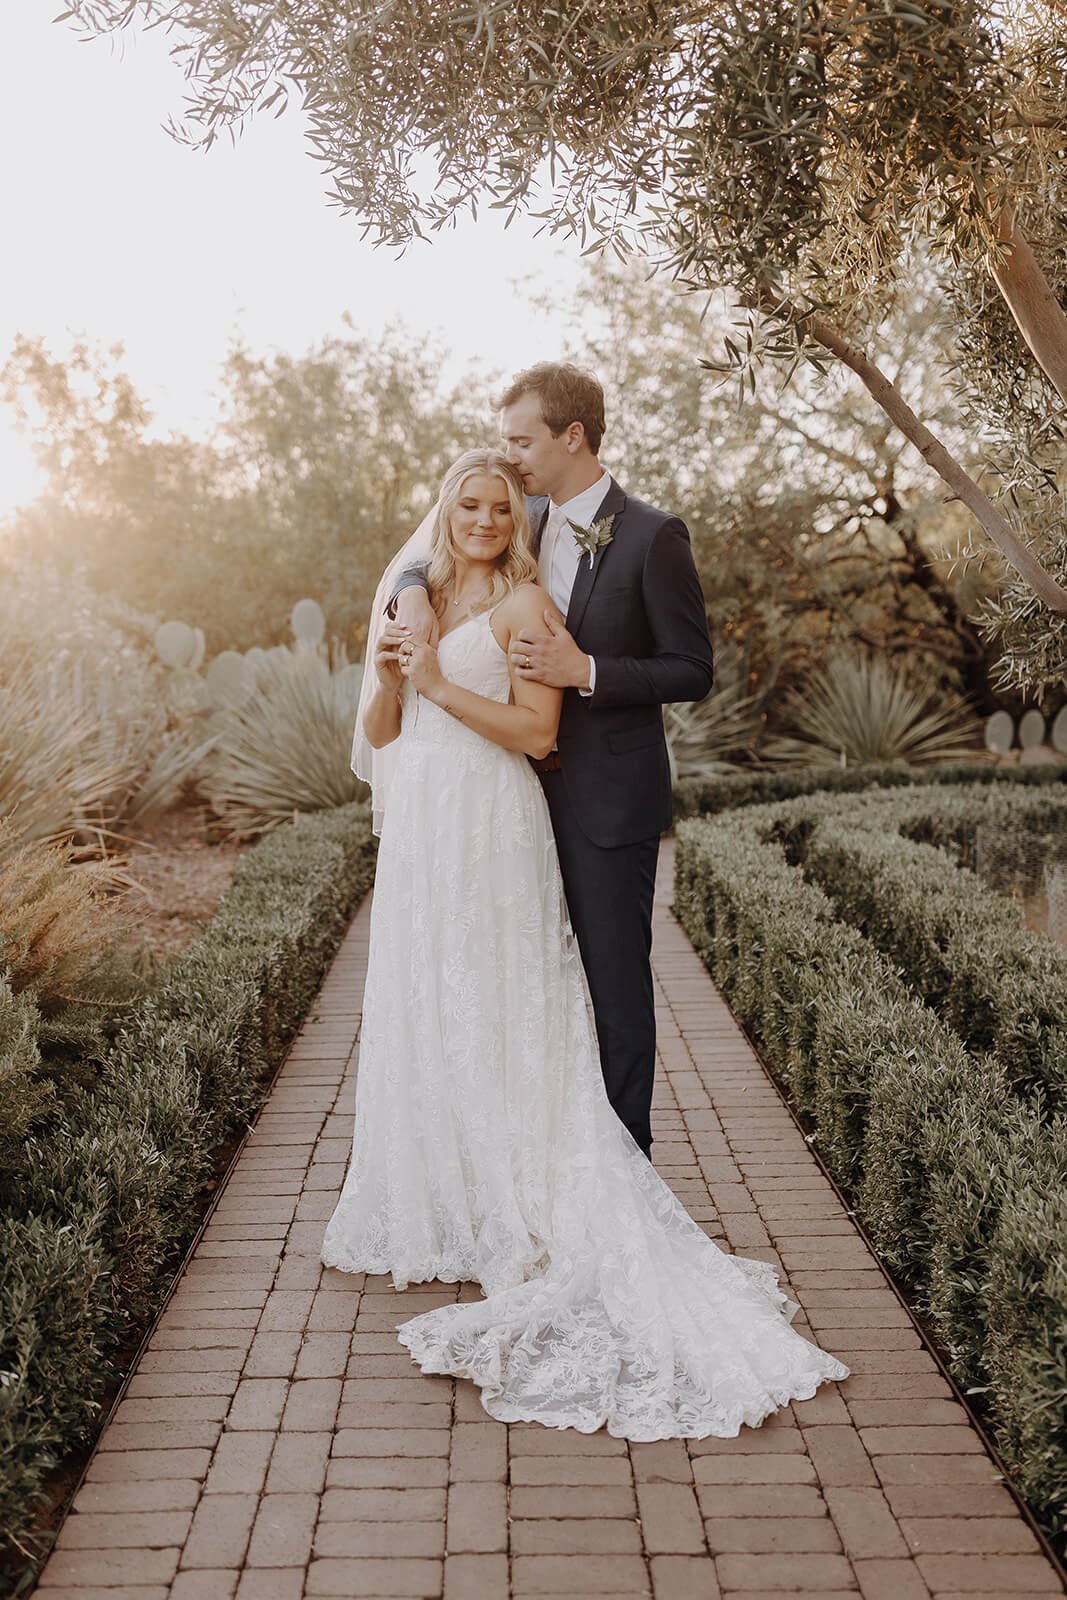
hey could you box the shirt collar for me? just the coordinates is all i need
[549,470,610,529]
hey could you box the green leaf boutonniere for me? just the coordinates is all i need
[567,514,615,569]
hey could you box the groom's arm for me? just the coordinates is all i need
[589,518,713,709]
[387,564,438,643]
[386,562,430,616]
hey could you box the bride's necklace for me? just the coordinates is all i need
[446,581,492,619]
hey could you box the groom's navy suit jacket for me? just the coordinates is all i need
[529,478,712,847]
[394,476,714,848]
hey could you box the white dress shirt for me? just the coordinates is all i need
[538,470,610,696]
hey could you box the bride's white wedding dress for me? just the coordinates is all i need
[321,611,849,1439]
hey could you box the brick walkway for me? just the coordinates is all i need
[34,850,1065,1599]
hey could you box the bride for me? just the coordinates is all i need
[320,447,849,1439]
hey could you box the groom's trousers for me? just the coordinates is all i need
[539,768,660,1158]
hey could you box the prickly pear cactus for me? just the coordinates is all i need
[291,599,326,650]
[205,650,250,708]
[154,620,198,669]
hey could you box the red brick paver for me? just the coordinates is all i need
[34,850,1065,1598]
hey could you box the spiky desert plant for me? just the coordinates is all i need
[0,820,126,1008]
[0,650,215,849]
[665,639,775,784]
[56,653,212,832]
[202,650,365,837]
[0,664,133,850]
[763,652,981,770]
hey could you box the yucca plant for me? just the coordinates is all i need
[52,655,216,831]
[0,820,126,1008]
[0,665,133,851]
[202,648,366,837]
[665,638,774,784]
[763,651,981,770]
[0,653,215,852]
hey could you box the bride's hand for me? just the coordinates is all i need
[399,640,445,698]
[375,624,410,691]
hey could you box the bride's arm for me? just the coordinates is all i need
[402,585,563,760]
[363,624,409,748]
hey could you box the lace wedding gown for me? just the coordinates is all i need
[320,612,849,1439]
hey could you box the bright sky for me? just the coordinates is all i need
[0,4,585,518]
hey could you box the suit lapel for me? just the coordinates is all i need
[565,477,627,636]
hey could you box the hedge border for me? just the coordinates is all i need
[0,803,377,1581]
[798,794,1067,1091]
[674,792,1067,1544]
[673,758,1067,822]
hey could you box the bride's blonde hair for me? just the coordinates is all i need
[425,449,538,619]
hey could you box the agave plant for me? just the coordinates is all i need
[0,655,215,852]
[0,663,134,852]
[202,648,366,836]
[762,651,981,769]
[0,819,126,1005]
[664,639,774,784]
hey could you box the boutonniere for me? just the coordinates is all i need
[567,515,615,569]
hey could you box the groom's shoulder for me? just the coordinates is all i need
[612,482,686,538]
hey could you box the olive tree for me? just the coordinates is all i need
[65,0,1067,685]
[563,255,1003,705]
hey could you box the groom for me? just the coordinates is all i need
[393,363,713,1158]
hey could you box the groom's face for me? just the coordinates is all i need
[499,393,571,501]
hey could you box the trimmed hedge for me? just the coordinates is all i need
[673,758,1067,821]
[0,803,377,1573]
[767,786,1067,1094]
[675,795,1067,1541]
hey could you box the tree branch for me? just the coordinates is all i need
[990,204,1067,411]
[759,293,1067,613]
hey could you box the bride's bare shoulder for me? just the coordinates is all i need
[498,582,558,628]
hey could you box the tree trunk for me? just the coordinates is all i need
[765,295,1067,613]
[991,205,1067,411]
[882,495,1002,712]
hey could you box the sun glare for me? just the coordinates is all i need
[0,422,45,525]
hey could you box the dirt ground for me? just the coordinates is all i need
[118,805,245,959]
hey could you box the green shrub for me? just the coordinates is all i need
[0,1213,108,1559]
[799,800,1067,1093]
[675,817,905,1116]
[808,987,953,1195]
[672,758,1066,822]
[675,795,1067,1543]
[856,1025,1001,1287]
[925,1107,1066,1393]
[986,1153,1067,1541]
[805,823,1017,1027]
[0,802,377,1574]
[0,979,49,1198]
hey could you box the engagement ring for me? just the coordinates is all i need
[524,655,531,668]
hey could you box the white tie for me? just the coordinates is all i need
[539,506,573,614]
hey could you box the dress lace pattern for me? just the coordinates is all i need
[320,613,849,1439]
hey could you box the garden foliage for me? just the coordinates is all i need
[675,778,1067,1539]
[0,803,377,1570]
[673,757,1067,821]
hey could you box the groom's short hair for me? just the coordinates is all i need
[496,362,605,455]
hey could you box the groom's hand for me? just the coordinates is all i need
[511,611,592,690]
